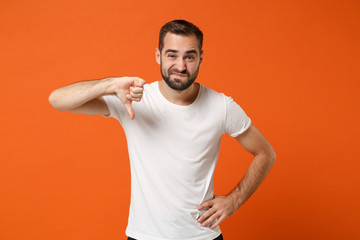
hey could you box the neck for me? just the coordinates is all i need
[158,80,200,106]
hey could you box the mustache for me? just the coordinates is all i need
[169,68,188,75]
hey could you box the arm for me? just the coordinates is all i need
[197,124,276,229]
[48,76,145,119]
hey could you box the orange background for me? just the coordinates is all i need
[1,0,359,239]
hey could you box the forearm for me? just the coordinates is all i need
[49,77,115,111]
[228,151,276,209]
[197,125,276,228]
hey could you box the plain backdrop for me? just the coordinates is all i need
[1,0,359,239]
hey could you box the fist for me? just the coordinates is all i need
[110,76,145,119]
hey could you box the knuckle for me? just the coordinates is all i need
[201,213,209,219]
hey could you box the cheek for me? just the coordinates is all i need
[167,64,177,71]
[161,64,172,74]
[187,62,199,72]
[161,60,171,68]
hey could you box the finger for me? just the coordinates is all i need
[201,212,220,227]
[134,77,146,87]
[197,207,216,223]
[129,91,142,98]
[209,215,225,229]
[197,200,214,210]
[124,100,135,120]
[126,94,141,102]
[128,97,141,102]
[130,86,144,94]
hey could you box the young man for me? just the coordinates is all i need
[49,20,276,240]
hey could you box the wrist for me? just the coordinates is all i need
[228,187,244,210]
[102,77,118,95]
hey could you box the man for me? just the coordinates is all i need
[49,20,276,240]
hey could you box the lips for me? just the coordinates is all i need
[171,72,187,78]
[172,73,185,77]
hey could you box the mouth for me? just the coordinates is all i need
[171,72,186,77]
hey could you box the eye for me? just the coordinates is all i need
[186,55,195,60]
[168,54,176,58]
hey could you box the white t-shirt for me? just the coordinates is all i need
[103,81,251,240]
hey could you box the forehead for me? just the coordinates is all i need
[162,33,200,54]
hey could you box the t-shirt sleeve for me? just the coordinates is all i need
[102,94,126,123]
[224,96,252,137]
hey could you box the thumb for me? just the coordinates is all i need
[124,96,135,120]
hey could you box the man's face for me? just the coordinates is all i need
[156,33,203,91]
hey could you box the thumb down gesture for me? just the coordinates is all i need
[112,76,145,120]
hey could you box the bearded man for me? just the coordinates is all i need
[49,20,276,240]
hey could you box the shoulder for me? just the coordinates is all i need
[140,81,159,101]
[143,81,158,91]
[198,83,228,104]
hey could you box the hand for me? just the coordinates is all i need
[197,195,238,229]
[111,76,145,119]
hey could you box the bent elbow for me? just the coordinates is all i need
[48,91,57,109]
[262,146,276,167]
[48,90,63,111]
[269,149,276,165]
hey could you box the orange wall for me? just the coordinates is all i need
[1,0,359,239]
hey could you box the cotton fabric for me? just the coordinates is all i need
[103,81,251,240]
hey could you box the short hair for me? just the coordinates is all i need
[159,20,203,52]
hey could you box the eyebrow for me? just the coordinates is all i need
[185,50,198,55]
[164,49,198,55]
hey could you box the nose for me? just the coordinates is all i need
[174,58,186,72]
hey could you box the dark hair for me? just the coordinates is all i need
[159,20,203,52]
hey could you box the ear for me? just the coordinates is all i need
[155,48,161,65]
[199,50,204,65]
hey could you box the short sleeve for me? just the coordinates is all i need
[102,94,126,123]
[224,97,251,137]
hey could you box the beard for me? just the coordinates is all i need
[160,63,200,91]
